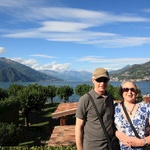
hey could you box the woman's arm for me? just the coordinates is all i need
[141,118,150,146]
[115,130,132,147]
[116,128,150,148]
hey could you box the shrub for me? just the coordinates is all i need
[0,97,20,125]
[0,122,21,146]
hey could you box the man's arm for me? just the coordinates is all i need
[75,117,84,150]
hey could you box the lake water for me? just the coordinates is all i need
[0,81,150,102]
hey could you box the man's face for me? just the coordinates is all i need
[92,77,109,95]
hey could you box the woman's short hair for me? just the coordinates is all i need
[119,80,141,99]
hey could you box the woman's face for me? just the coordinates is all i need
[122,82,137,102]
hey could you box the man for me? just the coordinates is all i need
[75,68,115,150]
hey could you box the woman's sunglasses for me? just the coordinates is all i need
[122,88,136,93]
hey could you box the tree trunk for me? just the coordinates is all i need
[24,109,29,127]
[50,97,53,104]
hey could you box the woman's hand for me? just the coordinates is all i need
[115,131,145,147]
[115,131,132,147]
[129,137,144,147]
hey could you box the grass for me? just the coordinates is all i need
[18,103,59,147]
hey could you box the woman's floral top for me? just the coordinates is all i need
[114,101,150,150]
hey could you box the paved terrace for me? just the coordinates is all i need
[48,102,78,146]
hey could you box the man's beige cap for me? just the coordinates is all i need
[92,68,109,79]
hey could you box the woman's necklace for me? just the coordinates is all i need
[124,103,136,115]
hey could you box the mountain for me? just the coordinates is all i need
[0,57,63,82]
[110,61,150,81]
[39,70,92,82]
[0,67,33,82]
[40,61,150,82]
[1,57,149,82]
[109,65,131,74]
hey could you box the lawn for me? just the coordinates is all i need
[19,103,59,147]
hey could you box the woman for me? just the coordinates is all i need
[114,80,150,150]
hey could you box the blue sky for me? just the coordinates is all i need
[0,0,150,72]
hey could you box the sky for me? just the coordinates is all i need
[0,0,150,73]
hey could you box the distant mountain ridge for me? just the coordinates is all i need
[0,57,63,82]
[40,70,92,82]
[109,65,131,74]
[41,61,150,82]
[0,57,149,82]
[110,61,150,81]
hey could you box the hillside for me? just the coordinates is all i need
[0,57,63,82]
[110,61,150,81]
[109,65,131,74]
[41,61,150,82]
[0,57,149,82]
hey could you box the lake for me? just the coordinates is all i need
[0,81,150,102]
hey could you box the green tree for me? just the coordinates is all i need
[7,83,25,97]
[45,85,57,104]
[17,84,47,126]
[0,96,20,125]
[106,84,121,100]
[75,84,93,97]
[75,83,121,100]
[0,88,8,100]
[57,85,74,103]
[137,94,143,101]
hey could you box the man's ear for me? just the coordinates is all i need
[91,78,95,83]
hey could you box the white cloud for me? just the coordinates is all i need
[0,1,25,7]
[77,56,150,66]
[3,5,150,47]
[4,27,150,48]
[30,54,56,58]
[0,47,6,54]
[38,61,71,71]
[2,4,150,48]
[9,56,150,72]
[75,56,150,71]
[0,0,44,8]
[38,21,92,32]
[81,36,150,48]
[10,58,71,71]
[13,6,150,23]
[1,0,149,22]
[3,9,150,48]
[10,58,39,69]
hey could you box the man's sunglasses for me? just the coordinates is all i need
[122,88,136,93]
[95,77,109,83]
